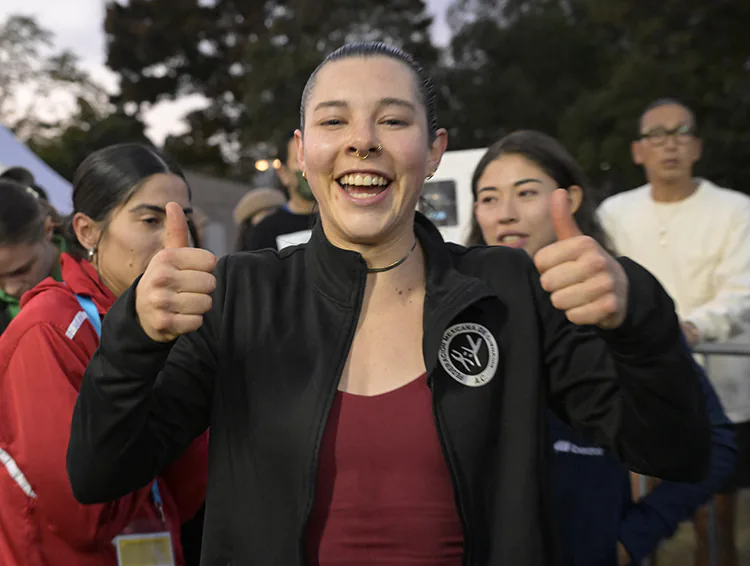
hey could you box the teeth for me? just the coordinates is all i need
[350,192,379,199]
[339,173,389,187]
[502,235,522,243]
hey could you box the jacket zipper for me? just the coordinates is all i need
[298,269,368,565]
[431,377,472,566]
[427,284,496,566]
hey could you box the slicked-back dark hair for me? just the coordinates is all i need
[64,143,196,258]
[300,42,438,141]
[0,180,46,246]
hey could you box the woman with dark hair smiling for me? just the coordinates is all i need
[69,45,709,566]
[0,144,207,566]
[469,129,735,566]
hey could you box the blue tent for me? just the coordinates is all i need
[0,125,72,214]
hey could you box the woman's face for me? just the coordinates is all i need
[91,173,191,297]
[474,154,581,257]
[0,219,56,300]
[297,56,447,249]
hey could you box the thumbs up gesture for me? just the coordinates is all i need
[533,190,628,329]
[135,202,218,342]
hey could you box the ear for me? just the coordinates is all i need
[294,129,305,176]
[631,140,644,166]
[43,216,55,242]
[692,137,703,163]
[566,185,584,214]
[427,128,449,177]
[72,212,101,253]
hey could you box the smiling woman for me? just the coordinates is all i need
[467,129,607,254]
[68,43,711,566]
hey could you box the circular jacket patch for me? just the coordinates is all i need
[438,322,499,387]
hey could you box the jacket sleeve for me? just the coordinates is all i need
[7,323,153,548]
[67,257,226,504]
[539,256,711,481]
[683,201,750,341]
[159,431,209,524]
[617,371,736,563]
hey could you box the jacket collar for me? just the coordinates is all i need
[305,211,493,310]
[305,212,496,373]
[20,253,117,315]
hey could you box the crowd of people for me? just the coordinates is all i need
[0,41,749,566]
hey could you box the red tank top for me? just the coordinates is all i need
[305,373,464,565]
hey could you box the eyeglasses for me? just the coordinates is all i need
[638,125,697,147]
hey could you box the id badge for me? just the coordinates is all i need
[113,531,175,566]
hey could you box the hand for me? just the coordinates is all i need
[680,321,701,346]
[534,189,629,330]
[135,202,218,342]
[617,541,631,566]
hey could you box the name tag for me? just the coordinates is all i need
[114,531,175,566]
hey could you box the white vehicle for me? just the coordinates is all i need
[418,148,487,245]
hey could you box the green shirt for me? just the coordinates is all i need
[0,234,67,322]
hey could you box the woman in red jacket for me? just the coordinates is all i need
[0,143,207,566]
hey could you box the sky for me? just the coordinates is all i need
[0,0,453,145]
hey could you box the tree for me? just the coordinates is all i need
[0,15,108,139]
[442,0,608,150]
[103,0,438,177]
[559,0,750,195]
[26,97,150,181]
[443,0,750,196]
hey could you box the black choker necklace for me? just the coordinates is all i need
[367,240,418,273]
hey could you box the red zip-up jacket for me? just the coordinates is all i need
[0,253,208,566]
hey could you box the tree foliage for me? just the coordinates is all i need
[445,0,750,195]
[0,15,108,139]
[6,2,748,195]
[104,0,436,177]
[27,99,150,181]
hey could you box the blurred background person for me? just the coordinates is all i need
[468,129,736,566]
[0,178,66,335]
[0,143,207,566]
[233,186,287,251]
[598,99,750,566]
[244,132,317,250]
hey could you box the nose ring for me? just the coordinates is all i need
[355,144,383,160]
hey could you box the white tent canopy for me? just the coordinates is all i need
[0,125,73,214]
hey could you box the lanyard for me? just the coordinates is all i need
[151,481,167,526]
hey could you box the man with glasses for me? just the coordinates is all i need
[598,98,750,566]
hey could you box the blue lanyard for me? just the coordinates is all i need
[151,481,167,526]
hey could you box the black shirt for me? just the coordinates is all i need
[246,207,316,251]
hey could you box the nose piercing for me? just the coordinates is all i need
[355,144,383,160]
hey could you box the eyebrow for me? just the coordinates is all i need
[313,97,417,113]
[477,178,543,194]
[642,121,694,133]
[129,204,194,215]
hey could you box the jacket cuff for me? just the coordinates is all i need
[597,257,681,357]
[100,274,175,376]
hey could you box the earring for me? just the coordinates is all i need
[87,247,96,261]
[302,171,307,179]
[426,171,436,180]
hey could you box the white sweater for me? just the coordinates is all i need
[598,179,750,422]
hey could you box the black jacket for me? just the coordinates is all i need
[68,213,710,566]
